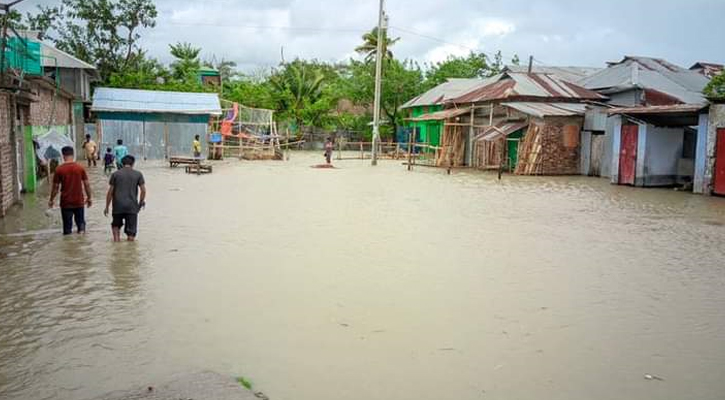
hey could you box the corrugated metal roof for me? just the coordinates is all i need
[476,121,529,142]
[579,56,709,105]
[16,30,96,70]
[504,65,602,83]
[400,78,494,109]
[406,107,471,121]
[450,72,604,103]
[502,102,587,118]
[607,104,707,115]
[41,42,96,70]
[92,88,222,115]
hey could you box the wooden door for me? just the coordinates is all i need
[619,125,638,185]
[714,128,725,195]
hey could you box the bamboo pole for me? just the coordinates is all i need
[407,130,413,171]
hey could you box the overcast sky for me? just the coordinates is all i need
[17,0,725,73]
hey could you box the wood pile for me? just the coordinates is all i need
[436,125,466,167]
[515,124,544,175]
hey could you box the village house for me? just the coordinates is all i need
[0,31,86,216]
[401,78,488,147]
[689,62,724,79]
[91,87,222,160]
[407,71,605,174]
[579,56,712,190]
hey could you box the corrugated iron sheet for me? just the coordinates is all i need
[450,72,604,103]
[100,120,208,160]
[406,107,471,121]
[607,104,707,115]
[502,102,587,118]
[92,87,222,115]
[579,56,709,105]
[476,121,529,142]
[504,65,602,83]
[400,78,494,109]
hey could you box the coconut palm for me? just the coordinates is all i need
[355,27,400,63]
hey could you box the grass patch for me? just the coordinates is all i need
[236,376,253,390]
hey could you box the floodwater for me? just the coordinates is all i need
[1,152,725,400]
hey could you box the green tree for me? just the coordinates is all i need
[107,51,169,89]
[355,27,400,63]
[345,59,423,137]
[24,0,157,82]
[169,42,201,81]
[268,59,329,131]
[424,52,493,89]
[704,70,725,101]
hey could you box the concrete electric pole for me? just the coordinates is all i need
[371,0,385,166]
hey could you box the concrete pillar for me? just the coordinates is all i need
[635,122,648,187]
[693,112,709,194]
[610,115,622,184]
[580,130,592,175]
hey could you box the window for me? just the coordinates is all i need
[682,129,696,159]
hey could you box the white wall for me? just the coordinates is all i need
[644,126,684,183]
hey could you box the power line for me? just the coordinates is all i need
[164,21,368,34]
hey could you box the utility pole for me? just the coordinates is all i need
[527,55,533,74]
[371,0,385,166]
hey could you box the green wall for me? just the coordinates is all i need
[406,105,442,147]
[23,125,72,193]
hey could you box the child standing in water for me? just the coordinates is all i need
[114,139,128,170]
[324,137,333,165]
[103,148,115,175]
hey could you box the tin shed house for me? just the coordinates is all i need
[581,57,711,189]
[91,88,222,160]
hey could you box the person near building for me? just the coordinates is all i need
[48,146,92,235]
[193,135,202,158]
[82,134,98,167]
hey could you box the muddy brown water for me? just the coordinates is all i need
[1,152,725,400]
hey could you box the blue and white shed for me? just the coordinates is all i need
[91,88,222,159]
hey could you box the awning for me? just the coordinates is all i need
[607,104,708,126]
[406,107,471,122]
[476,121,528,142]
[502,102,587,118]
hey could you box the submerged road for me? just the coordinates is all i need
[1,152,725,400]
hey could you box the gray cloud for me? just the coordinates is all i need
[16,0,725,72]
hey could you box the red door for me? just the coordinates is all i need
[714,128,725,195]
[619,125,638,185]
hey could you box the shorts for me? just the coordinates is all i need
[112,213,139,236]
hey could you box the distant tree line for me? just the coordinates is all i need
[16,0,521,138]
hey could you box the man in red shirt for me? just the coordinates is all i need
[49,146,92,235]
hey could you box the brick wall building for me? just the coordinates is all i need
[29,79,72,127]
[515,116,584,175]
[0,92,19,216]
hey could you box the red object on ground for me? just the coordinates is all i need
[619,124,638,185]
[714,128,725,195]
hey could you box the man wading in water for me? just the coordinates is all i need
[48,146,92,235]
[104,155,146,242]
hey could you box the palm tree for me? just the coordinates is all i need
[355,27,400,63]
[169,42,201,80]
[270,61,326,131]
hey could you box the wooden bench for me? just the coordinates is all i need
[169,156,201,168]
[185,164,213,174]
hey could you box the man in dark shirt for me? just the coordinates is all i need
[48,146,92,235]
[104,155,146,242]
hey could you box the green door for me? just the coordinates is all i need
[507,139,519,170]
